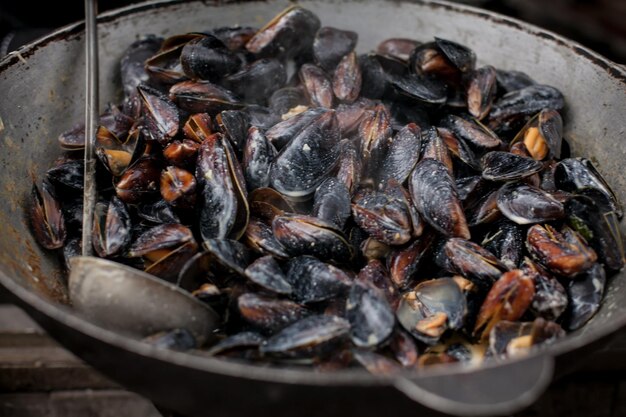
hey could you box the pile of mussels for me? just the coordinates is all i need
[30,6,625,371]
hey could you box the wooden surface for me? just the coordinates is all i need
[1,304,626,417]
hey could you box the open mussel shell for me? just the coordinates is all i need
[265,107,326,150]
[388,232,436,290]
[390,73,447,105]
[285,255,352,303]
[120,35,163,98]
[481,151,543,182]
[29,180,66,250]
[434,37,476,73]
[526,224,597,278]
[144,33,200,85]
[246,5,321,59]
[237,293,311,333]
[377,38,421,63]
[555,158,623,218]
[473,269,535,342]
[95,125,145,177]
[346,280,394,348]
[396,278,467,345]
[511,110,563,160]
[114,156,163,204]
[248,187,294,222]
[273,214,354,263]
[488,318,564,358]
[496,182,564,225]
[409,158,470,239]
[160,166,197,209]
[269,110,341,199]
[244,255,292,295]
[259,315,350,358]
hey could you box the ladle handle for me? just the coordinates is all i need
[81,0,99,256]
[393,354,554,416]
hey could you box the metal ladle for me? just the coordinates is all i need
[68,0,218,344]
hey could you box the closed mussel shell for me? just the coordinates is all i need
[409,158,470,239]
[92,196,131,258]
[237,293,311,333]
[481,151,543,182]
[244,255,292,295]
[285,255,352,303]
[29,180,66,250]
[496,182,564,225]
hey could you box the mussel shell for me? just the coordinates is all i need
[243,218,290,259]
[495,69,535,93]
[196,133,249,241]
[434,37,476,73]
[136,199,180,225]
[313,26,358,72]
[246,6,321,59]
[243,127,276,192]
[285,255,352,303]
[377,38,421,63]
[120,36,163,98]
[564,263,606,330]
[216,110,250,154]
[376,123,421,186]
[265,107,326,150]
[496,182,564,225]
[137,84,180,144]
[388,232,436,290]
[526,224,597,278]
[224,59,287,104]
[442,115,502,150]
[92,197,131,258]
[351,189,412,246]
[169,80,243,115]
[346,280,394,347]
[29,180,66,250]
[421,127,453,174]
[490,84,564,122]
[128,223,195,257]
[481,151,543,182]
[333,52,362,104]
[299,63,334,109]
[389,330,419,368]
[244,255,292,295]
[269,87,308,117]
[312,177,351,229]
[259,315,350,358]
[180,35,241,81]
[269,110,341,198]
[114,156,162,204]
[212,26,257,51]
[335,139,362,195]
[443,238,506,283]
[143,328,197,351]
[163,139,200,168]
[409,158,470,239]
[473,269,535,341]
[353,350,401,375]
[565,196,625,271]
[202,238,253,277]
[46,159,84,192]
[467,65,497,120]
[248,187,295,222]
[396,278,467,345]
[237,293,311,333]
[160,166,197,209]
[555,158,622,218]
[528,267,568,321]
[390,73,447,105]
[207,331,265,356]
[481,220,524,269]
[359,54,388,100]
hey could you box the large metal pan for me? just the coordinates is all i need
[1,1,625,416]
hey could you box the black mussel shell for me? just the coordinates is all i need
[237,293,311,333]
[346,280,394,348]
[481,151,543,182]
[29,180,66,250]
[243,127,276,192]
[497,183,564,225]
[313,26,358,72]
[225,59,287,104]
[312,177,351,230]
[244,255,292,295]
[285,255,352,303]
[564,263,605,330]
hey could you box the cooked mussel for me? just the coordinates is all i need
[29,180,66,250]
[285,255,352,303]
[92,196,131,258]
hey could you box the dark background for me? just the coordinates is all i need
[0,0,625,63]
